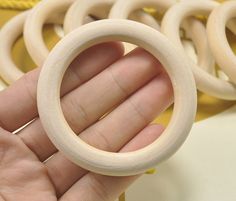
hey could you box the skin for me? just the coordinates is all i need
[0,42,173,201]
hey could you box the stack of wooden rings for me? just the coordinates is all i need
[0,0,235,177]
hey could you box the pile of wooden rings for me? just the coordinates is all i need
[0,0,236,177]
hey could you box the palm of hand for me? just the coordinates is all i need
[0,131,57,201]
[0,43,172,201]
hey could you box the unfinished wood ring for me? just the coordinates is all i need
[0,11,28,84]
[182,18,215,74]
[64,0,160,53]
[207,1,236,84]
[64,0,160,34]
[0,9,66,84]
[109,0,214,74]
[37,19,197,176]
[161,0,236,100]
[24,0,76,67]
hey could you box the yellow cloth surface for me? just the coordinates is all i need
[0,0,40,10]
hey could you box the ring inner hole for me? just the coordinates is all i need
[60,41,173,153]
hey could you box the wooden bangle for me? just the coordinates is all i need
[24,0,76,67]
[109,0,214,74]
[37,19,197,176]
[64,0,160,34]
[207,1,236,84]
[161,0,236,100]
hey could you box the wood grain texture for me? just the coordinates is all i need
[37,19,197,176]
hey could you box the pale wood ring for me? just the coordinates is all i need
[64,0,160,34]
[182,18,215,74]
[207,1,236,84]
[37,19,197,176]
[109,0,215,74]
[0,8,64,84]
[0,11,28,84]
[161,0,236,100]
[64,0,161,53]
[64,0,160,33]
[23,0,76,67]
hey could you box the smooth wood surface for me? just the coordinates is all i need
[207,1,236,84]
[37,19,197,176]
[64,0,160,34]
[109,0,214,74]
[23,0,76,67]
[0,7,66,84]
[64,0,161,54]
[182,17,215,75]
[161,0,236,100]
[0,11,28,84]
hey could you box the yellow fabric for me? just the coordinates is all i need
[119,193,126,201]
[0,0,40,10]
[146,168,157,175]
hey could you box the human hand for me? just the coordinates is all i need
[0,42,172,201]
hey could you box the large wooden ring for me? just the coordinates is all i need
[64,0,160,34]
[207,1,236,84]
[161,0,236,100]
[109,0,214,74]
[37,19,197,176]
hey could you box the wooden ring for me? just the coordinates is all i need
[37,19,197,176]
[0,11,28,84]
[109,0,214,74]
[182,18,215,74]
[23,0,75,67]
[161,0,236,100]
[64,0,160,34]
[109,0,176,18]
[0,9,65,84]
[207,1,236,84]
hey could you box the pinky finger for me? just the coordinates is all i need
[59,124,164,201]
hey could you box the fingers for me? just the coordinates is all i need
[80,73,172,152]
[18,48,163,161]
[0,42,124,132]
[59,124,164,201]
[45,73,172,196]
